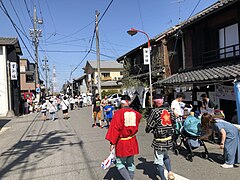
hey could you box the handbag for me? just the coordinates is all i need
[101,148,116,170]
[62,100,69,109]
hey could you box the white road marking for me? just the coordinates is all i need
[165,170,190,180]
[0,127,10,135]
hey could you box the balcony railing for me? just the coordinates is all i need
[202,44,240,64]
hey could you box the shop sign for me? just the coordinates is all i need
[10,62,17,80]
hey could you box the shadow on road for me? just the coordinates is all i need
[0,119,11,130]
[103,166,124,180]
[136,157,159,180]
[207,152,224,164]
[0,130,74,179]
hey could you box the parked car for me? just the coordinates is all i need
[107,94,122,107]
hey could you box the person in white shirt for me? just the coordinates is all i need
[61,96,70,119]
[40,100,48,121]
[49,99,57,121]
[69,96,75,110]
[83,96,88,107]
[171,93,186,118]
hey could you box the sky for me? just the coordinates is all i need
[0,0,218,91]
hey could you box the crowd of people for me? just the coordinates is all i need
[20,91,239,179]
[20,93,94,121]
[101,92,240,180]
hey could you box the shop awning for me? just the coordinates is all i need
[155,63,240,86]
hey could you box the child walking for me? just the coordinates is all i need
[104,102,115,128]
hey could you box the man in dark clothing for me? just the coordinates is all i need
[130,94,142,112]
[201,93,216,110]
[145,94,175,180]
[92,94,102,128]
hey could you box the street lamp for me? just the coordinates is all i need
[127,28,153,108]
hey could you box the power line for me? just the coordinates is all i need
[98,0,114,23]
[170,0,201,65]
[0,1,35,62]
[45,0,57,33]
[69,0,114,80]
[46,36,91,44]
[49,20,95,42]
[90,50,116,59]
[39,50,88,53]
[69,51,91,80]
[24,0,34,26]
[9,0,35,52]
[99,27,119,57]
[9,0,27,37]
[89,0,114,54]
[137,0,145,32]
[187,0,201,20]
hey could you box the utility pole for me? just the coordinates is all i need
[30,6,42,100]
[95,10,101,99]
[52,65,57,94]
[34,6,39,88]
[42,56,49,96]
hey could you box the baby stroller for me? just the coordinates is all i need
[173,115,209,162]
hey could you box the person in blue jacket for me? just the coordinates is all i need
[201,113,240,168]
[104,101,115,128]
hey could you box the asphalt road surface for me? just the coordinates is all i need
[0,107,239,180]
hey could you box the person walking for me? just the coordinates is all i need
[106,95,142,180]
[104,101,115,128]
[69,96,75,110]
[83,95,88,107]
[146,94,175,180]
[92,94,102,128]
[101,96,109,123]
[79,95,83,108]
[61,96,70,119]
[24,99,29,114]
[40,100,48,121]
[49,99,57,121]
[88,95,92,106]
[201,113,240,168]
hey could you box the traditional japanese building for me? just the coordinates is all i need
[0,37,22,116]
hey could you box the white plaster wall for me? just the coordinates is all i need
[0,46,9,116]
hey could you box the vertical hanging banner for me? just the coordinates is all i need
[10,62,17,80]
[143,48,150,65]
[234,81,240,124]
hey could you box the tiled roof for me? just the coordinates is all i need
[155,0,238,41]
[155,63,240,85]
[117,1,238,62]
[88,60,123,69]
[74,74,86,81]
[0,37,18,45]
[0,37,22,55]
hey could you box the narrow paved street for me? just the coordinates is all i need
[0,107,239,180]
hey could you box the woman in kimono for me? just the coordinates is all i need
[201,113,240,168]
